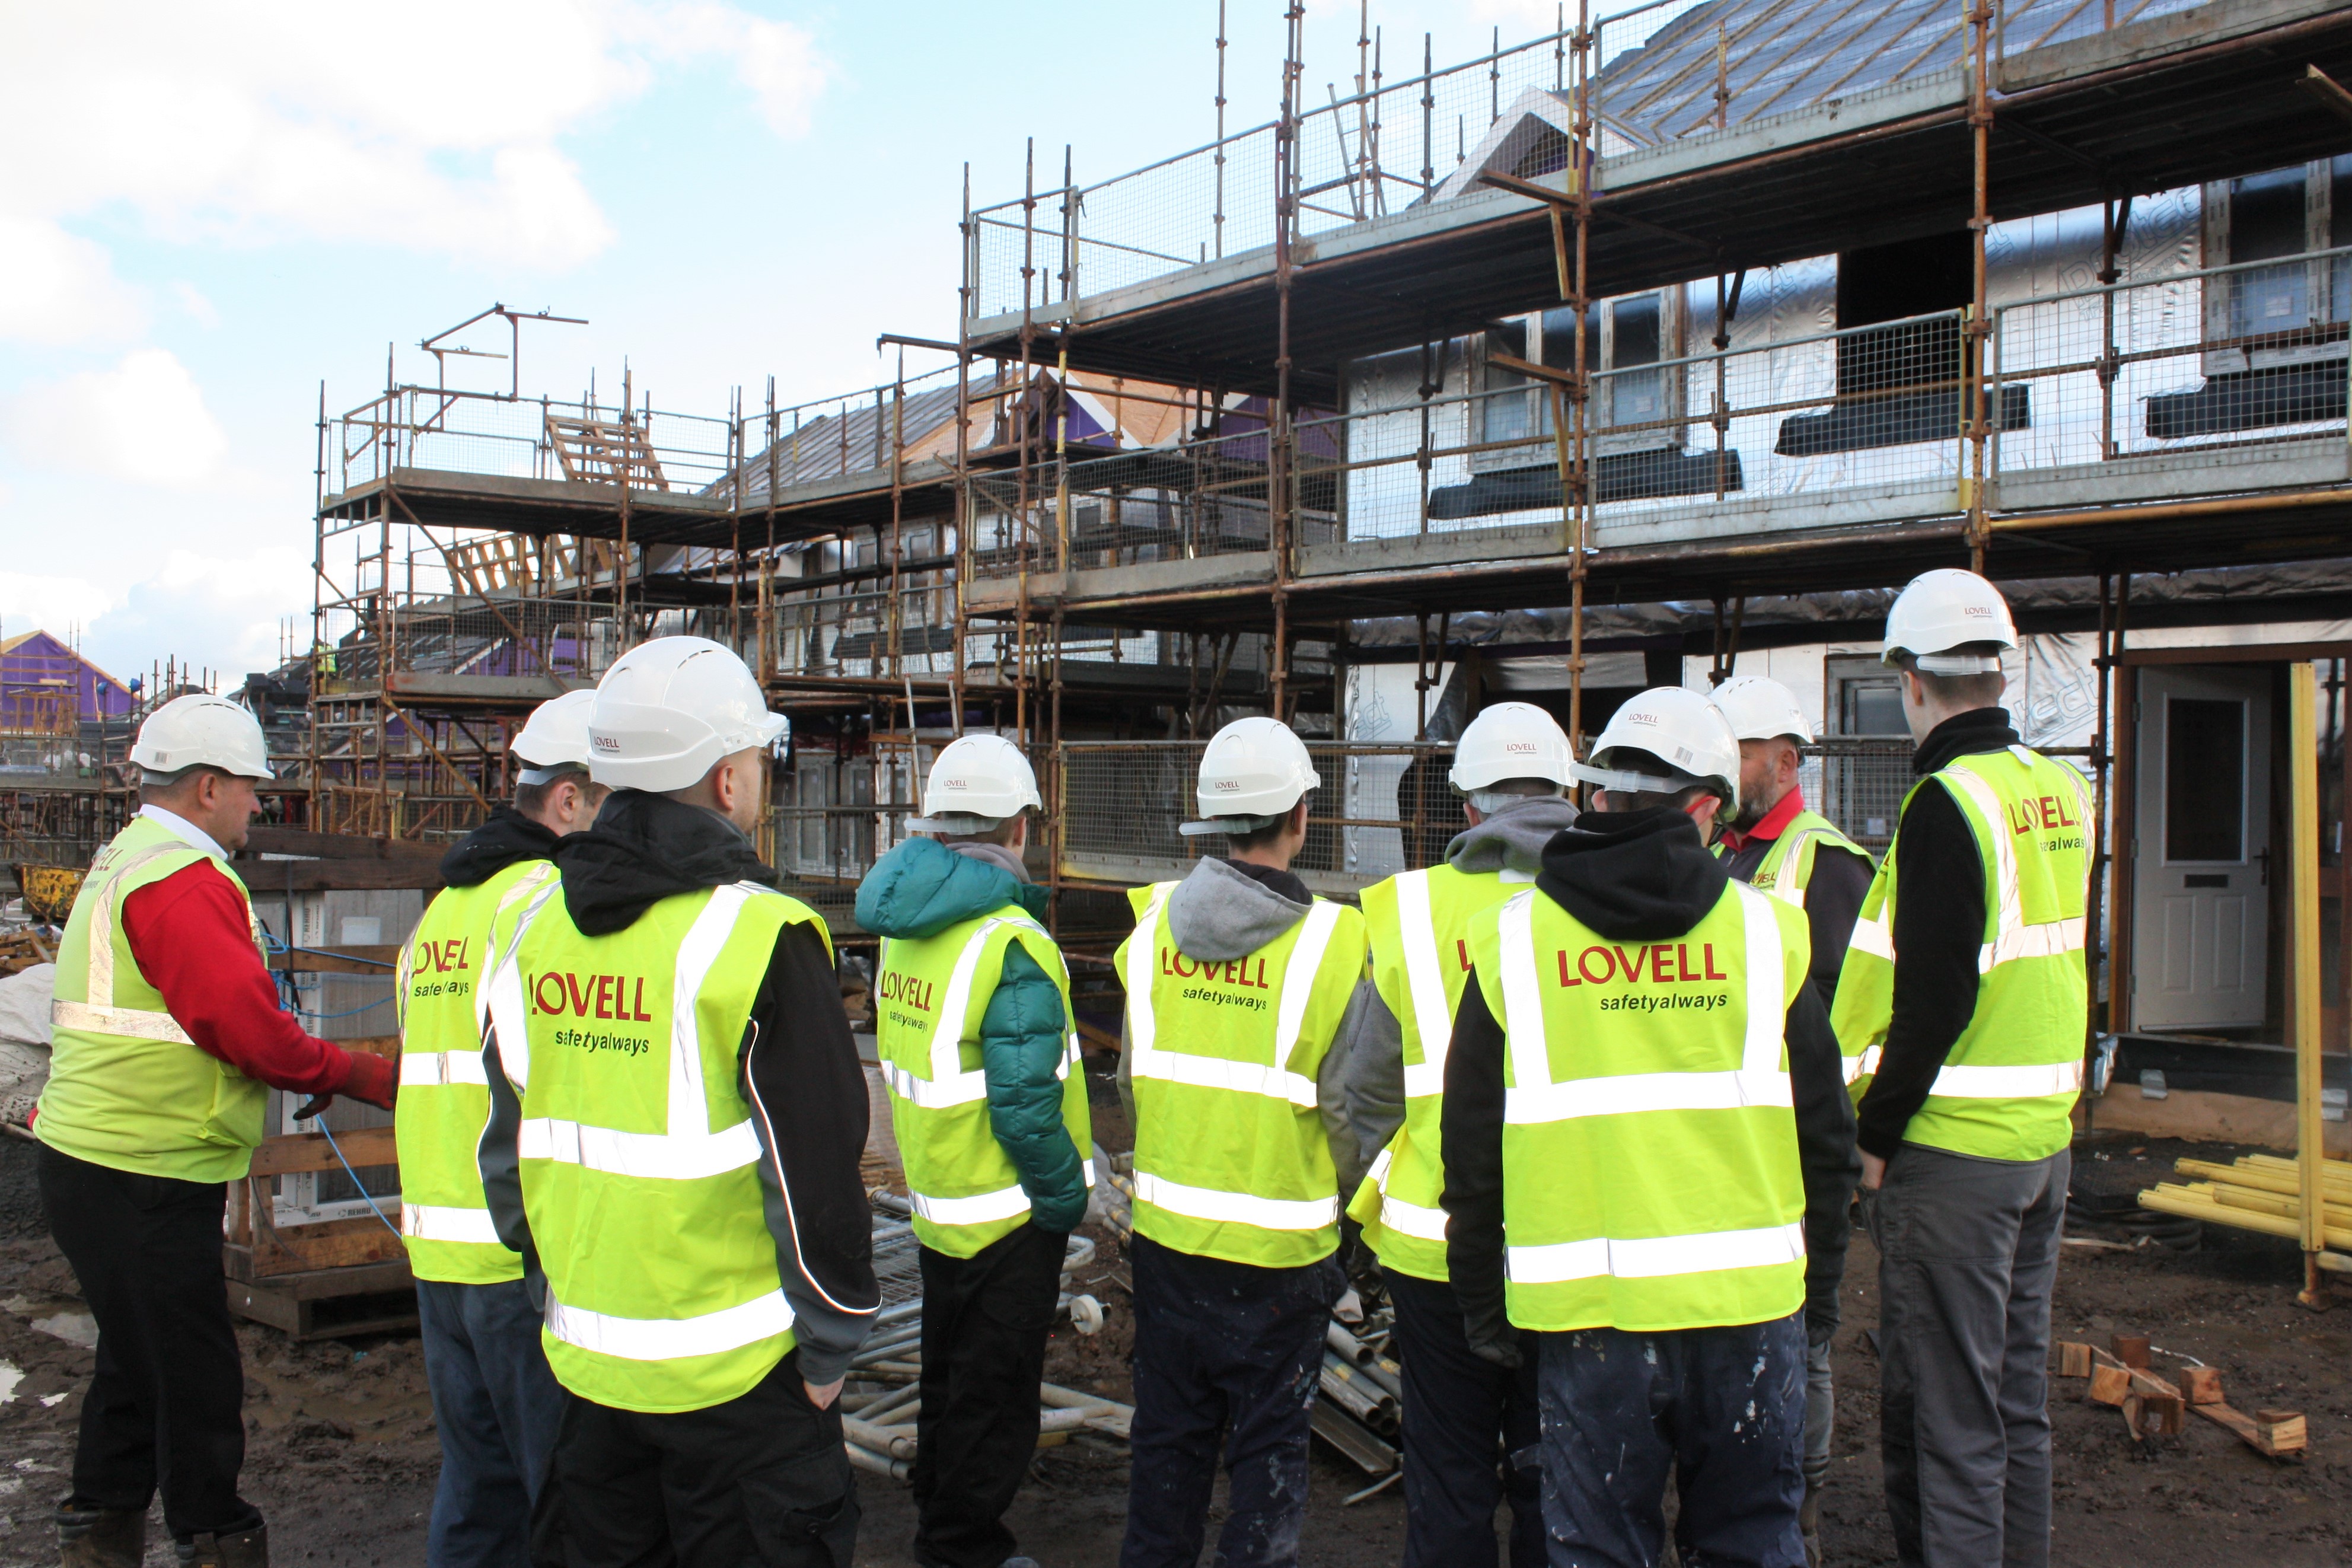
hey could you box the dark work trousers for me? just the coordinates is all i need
[1384,1267,1544,1568]
[1869,1142,2068,1568]
[534,1350,857,1568]
[911,1223,1068,1568]
[1535,1311,1808,1568]
[37,1142,262,1541]
[417,1277,570,1568]
[1121,1232,1344,1568]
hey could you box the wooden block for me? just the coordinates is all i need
[2257,1410,2309,1453]
[2179,1366,2224,1405]
[2087,1363,2133,1407]
[246,1124,400,1177]
[2111,1333,2152,1369]
[2129,1366,2184,1401]
[2124,1391,2184,1439]
[2058,1341,2094,1378]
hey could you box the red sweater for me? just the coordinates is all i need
[115,860,396,1106]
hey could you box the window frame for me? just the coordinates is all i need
[2201,159,2348,375]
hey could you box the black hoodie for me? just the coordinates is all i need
[437,805,560,889]
[477,791,879,1385]
[1439,807,1859,1356]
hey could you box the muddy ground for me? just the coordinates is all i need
[1,1130,2344,1567]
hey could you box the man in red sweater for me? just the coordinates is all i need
[37,695,397,1568]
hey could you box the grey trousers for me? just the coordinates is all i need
[1867,1142,2068,1568]
[1802,1338,1832,1491]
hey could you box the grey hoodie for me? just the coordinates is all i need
[1339,793,1582,1175]
[1117,856,1367,1199]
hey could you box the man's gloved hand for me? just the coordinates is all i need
[336,1050,400,1113]
[1465,1316,1523,1370]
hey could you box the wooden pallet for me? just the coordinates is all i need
[225,1260,416,1340]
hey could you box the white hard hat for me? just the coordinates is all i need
[512,690,598,782]
[587,636,785,792]
[1570,686,1740,814]
[909,734,1041,833]
[1709,675,1815,745]
[1449,701,1574,792]
[1883,569,2017,675]
[129,694,273,780]
[1180,716,1321,837]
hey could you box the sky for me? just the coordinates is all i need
[0,0,1617,686]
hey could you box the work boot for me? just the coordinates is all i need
[177,1525,267,1568]
[57,1504,145,1568]
[1798,1481,1823,1567]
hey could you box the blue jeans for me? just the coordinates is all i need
[416,1277,568,1568]
[1535,1312,1806,1568]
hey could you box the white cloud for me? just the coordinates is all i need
[5,349,229,489]
[170,282,220,329]
[0,217,147,345]
[0,1,828,291]
[0,571,125,645]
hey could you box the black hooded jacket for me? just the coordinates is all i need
[1851,706,2023,1162]
[438,805,560,889]
[1440,807,1859,1355]
[477,790,879,1385]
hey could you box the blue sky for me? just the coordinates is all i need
[1,0,1602,684]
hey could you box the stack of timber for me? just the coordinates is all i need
[236,826,445,893]
[2137,1153,2352,1250]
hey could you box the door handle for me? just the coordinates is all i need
[2255,847,2270,886]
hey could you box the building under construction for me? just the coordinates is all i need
[302,0,2352,1095]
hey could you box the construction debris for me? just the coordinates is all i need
[2055,1336,2306,1460]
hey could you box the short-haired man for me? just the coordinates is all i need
[1443,687,1857,1568]
[1117,717,1366,1568]
[1709,673,1872,1561]
[1342,702,1579,1567]
[856,734,1091,1568]
[397,690,605,1568]
[39,696,399,1568]
[1835,571,2090,1568]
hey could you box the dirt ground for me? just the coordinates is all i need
[1,1130,2345,1567]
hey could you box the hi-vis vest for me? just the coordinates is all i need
[487,878,830,1414]
[1737,809,1867,910]
[1832,746,2091,1163]
[1116,880,1366,1269]
[39,815,270,1183]
[1470,879,1811,1333]
[395,861,556,1284]
[876,906,1093,1258]
[1346,863,1533,1282]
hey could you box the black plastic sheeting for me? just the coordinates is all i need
[1775,384,2029,457]
[2144,361,2348,441]
[1426,450,1742,518]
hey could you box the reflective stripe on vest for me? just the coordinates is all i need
[1131,1170,1338,1232]
[54,843,197,1045]
[544,1289,795,1363]
[1363,1147,1449,1243]
[1393,871,1453,1099]
[1125,895,1343,1107]
[402,1203,505,1244]
[400,1051,492,1088]
[1509,1221,1808,1285]
[879,914,1044,1111]
[1496,882,1789,1125]
[1939,764,2088,976]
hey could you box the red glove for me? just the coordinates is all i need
[337,1050,400,1112]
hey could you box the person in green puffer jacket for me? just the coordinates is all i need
[855,734,1090,1568]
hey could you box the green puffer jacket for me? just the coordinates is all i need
[853,836,1088,1231]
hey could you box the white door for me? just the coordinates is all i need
[2131,667,2271,1031]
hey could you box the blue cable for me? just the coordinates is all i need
[310,1117,403,1236]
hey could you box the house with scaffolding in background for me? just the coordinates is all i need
[297,0,2352,1142]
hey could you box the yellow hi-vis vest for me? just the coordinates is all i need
[486,878,831,1414]
[1739,809,1868,911]
[875,906,1094,1258]
[39,815,270,1182]
[395,860,557,1284]
[1345,862,1534,1282]
[1470,879,1811,1333]
[1831,746,2092,1162]
[1116,880,1366,1269]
